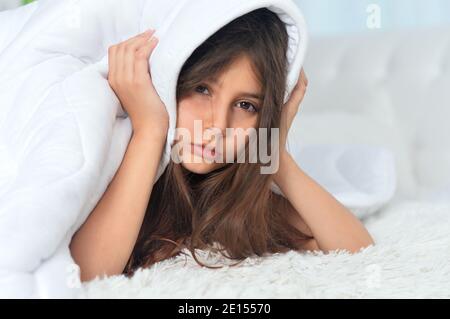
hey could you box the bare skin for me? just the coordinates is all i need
[70,29,374,283]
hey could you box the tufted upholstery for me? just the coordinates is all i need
[292,27,450,200]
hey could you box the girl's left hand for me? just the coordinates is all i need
[279,68,308,153]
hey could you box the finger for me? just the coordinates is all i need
[127,29,156,49]
[123,43,137,83]
[296,69,308,95]
[131,29,155,42]
[134,36,159,82]
[281,70,308,138]
[114,30,153,75]
[300,68,308,87]
[285,82,305,116]
[288,78,306,105]
[134,36,158,82]
[115,42,125,84]
[107,45,117,84]
[116,29,154,55]
[118,30,154,49]
[122,31,156,82]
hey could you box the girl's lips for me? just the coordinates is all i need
[191,143,220,160]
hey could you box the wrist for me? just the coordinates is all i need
[273,149,291,184]
[130,114,168,137]
[132,126,168,143]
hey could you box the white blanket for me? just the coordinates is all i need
[0,0,395,298]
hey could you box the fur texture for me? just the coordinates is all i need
[79,200,450,298]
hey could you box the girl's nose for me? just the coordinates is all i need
[206,99,229,133]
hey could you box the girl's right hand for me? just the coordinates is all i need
[108,29,169,139]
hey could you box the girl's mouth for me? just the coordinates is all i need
[191,143,218,160]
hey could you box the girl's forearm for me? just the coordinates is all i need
[274,151,375,253]
[69,129,166,282]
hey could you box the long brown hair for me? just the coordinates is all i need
[123,8,312,277]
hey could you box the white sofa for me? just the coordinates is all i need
[293,27,450,202]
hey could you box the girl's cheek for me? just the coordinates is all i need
[177,98,205,143]
[179,97,211,122]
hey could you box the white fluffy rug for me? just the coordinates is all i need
[78,200,450,298]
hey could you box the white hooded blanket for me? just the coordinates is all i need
[0,0,396,298]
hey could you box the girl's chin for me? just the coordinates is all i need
[181,162,224,174]
[180,161,219,175]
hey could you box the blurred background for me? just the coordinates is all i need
[1,0,449,203]
[2,0,450,35]
[0,0,32,11]
[297,0,450,35]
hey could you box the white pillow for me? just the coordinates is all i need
[296,144,396,219]
[290,111,414,199]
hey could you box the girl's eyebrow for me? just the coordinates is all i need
[236,92,264,101]
[206,77,263,101]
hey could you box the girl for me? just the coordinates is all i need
[70,8,374,282]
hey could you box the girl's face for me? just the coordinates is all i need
[176,55,263,174]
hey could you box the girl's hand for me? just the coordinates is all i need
[108,29,169,139]
[279,68,308,153]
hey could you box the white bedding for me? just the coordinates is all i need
[0,0,396,298]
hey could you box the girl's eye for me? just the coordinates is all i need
[194,85,259,113]
[195,85,210,95]
[236,101,259,113]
